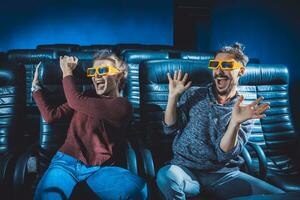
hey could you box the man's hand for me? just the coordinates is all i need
[231,96,270,125]
[167,70,192,99]
[60,56,78,77]
[32,61,41,85]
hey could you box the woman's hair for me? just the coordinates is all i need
[217,42,249,66]
[93,49,128,90]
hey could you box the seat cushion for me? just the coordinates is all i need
[267,173,300,191]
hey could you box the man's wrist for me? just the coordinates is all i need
[168,93,180,101]
[230,118,241,128]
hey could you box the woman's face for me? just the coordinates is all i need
[91,59,121,96]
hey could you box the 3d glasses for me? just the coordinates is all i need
[86,66,120,77]
[208,60,243,70]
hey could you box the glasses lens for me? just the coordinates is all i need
[87,68,96,76]
[99,67,109,74]
[209,61,219,68]
[221,62,234,69]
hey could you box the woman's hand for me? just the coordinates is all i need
[59,56,78,77]
[32,61,41,85]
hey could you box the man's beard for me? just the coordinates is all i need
[213,73,236,96]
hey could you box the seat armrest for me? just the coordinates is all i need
[13,142,38,195]
[138,139,155,179]
[245,142,267,178]
[125,141,138,175]
[241,146,254,175]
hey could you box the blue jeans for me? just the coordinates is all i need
[34,151,148,200]
[156,164,284,200]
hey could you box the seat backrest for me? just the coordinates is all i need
[0,63,26,154]
[139,59,211,171]
[7,49,59,144]
[239,64,299,174]
[122,50,169,124]
[7,49,58,107]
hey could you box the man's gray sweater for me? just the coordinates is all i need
[163,84,254,172]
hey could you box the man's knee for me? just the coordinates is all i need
[156,165,184,191]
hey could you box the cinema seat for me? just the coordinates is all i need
[13,59,139,199]
[138,59,265,199]
[0,63,26,199]
[7,49,60,147]
[238,64,300,192]
[122,50,169,123]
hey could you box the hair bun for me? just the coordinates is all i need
[232,42,245,51]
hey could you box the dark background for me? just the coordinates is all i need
[1,0,299,130]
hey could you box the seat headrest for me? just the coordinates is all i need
[7,49,58,63]
[65,51,95,60]
[123,50,169,63]
[39,59,93,85]
[117,44,174,55]
[240,64,289,85]
[79,45,114,52]
[140,59,212,85]
[36,44,80,52]
[180,51,214,60]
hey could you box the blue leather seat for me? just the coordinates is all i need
[0,63,26,199]
[122,50,169,123]
[238,64,300,191]
[7,49,60,147]
[138,59,263,199]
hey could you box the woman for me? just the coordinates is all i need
[32,51,148,200]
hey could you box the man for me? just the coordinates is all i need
[32,51,148,200]
[156,43,284,199]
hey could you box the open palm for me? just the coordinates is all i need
[167,70,192,97]
[232,96,270,124]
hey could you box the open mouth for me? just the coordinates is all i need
[215,76,229,89]
[94,79,106,90]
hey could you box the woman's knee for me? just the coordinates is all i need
[87,167,148,200]
[34,167,76,200]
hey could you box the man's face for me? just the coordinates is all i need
[213,53,245,96]
[91,59,121,96]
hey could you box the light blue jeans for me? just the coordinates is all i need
[34,151,148,200]
[156,164,284,200]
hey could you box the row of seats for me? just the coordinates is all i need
[0,44,298,199]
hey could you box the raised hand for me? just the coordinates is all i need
[59,56,78,76]
[167,70,192,98]
[231,96,270,124]
[32,61,42,85]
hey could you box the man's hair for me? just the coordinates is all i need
[93,49,128,90]
[217,42,249,66]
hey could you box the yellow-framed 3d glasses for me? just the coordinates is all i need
[208,60,243,70]
[86,66,120,77]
